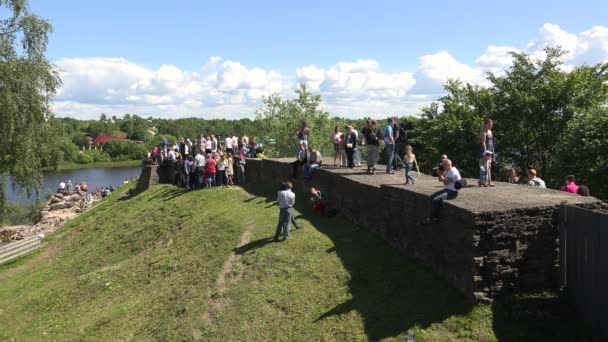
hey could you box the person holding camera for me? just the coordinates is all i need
[425,158,461,224]
[432,154,448,180]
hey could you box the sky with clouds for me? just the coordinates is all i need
[28,0,608,119]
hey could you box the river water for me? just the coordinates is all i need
[5,167,142,204]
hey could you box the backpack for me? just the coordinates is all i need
[454,178,467,190]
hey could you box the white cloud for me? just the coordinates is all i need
[52,23,608,120]
[410,51,486,94]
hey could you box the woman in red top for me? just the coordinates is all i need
[204,154,217,188]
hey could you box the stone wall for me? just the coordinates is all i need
[242,158,604,302]
[134,165,160,195]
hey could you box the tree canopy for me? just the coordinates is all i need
[1,0,61,219]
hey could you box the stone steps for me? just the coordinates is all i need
[0,236,42,265]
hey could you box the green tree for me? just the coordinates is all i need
[0,0,61,221]
[415,81,493,177]
[554,107,608,200]
[255,83,334,157]
[489,47,608,177]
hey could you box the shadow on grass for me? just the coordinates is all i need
[147,187,188,202]
[233,237,276,255]
[491,292,591,341]
[243,184,473,341]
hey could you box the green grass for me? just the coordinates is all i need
[44,159,141,171]
[0,183,589,341]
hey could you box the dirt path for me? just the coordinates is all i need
[197,223,255,337]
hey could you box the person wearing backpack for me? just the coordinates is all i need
[362,120,381,174]
[424,158,461,224]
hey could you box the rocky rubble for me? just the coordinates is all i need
[0,191,94,243]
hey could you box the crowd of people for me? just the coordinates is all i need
[140,119,594,240]
[57,178,131,211]
[145,134,267,190]
[287,118,593,227]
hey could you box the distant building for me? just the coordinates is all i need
[92,134,128,146]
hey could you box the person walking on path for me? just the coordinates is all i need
[362,120,381,174]
[480,119,496,186]
[275,181,297,241]
[425,159,461,223]
[403,145,420,185]
[345,125,358,169]
[384,118,396,174]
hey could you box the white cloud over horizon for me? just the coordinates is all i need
[52,23,608,120]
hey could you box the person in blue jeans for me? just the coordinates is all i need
[425,159,461,223]
[383,118,395,174]
[275,182,298,241]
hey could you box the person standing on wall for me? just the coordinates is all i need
[352,124,362,167]
[362,120,381,174]
[480,119,496,187]
[297,121,310,154]
[384,118,396,174]
[345,125,358,169]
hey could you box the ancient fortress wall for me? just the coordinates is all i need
[140,159,603,301]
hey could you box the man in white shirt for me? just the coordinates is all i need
[527,168,546,188]
[167,148,177,162]
[59,181,66,191]
[211,135,218,153]
[426,159,461,223]
[225,136,234,154]
[275,182,297,241]
[194,152,205,188]
[232,135,239,153]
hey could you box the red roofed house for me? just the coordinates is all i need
[92,134,128,146]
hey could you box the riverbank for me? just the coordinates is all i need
[43,160,141,172]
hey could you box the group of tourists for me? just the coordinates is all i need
[287,117,593,228]
[58,180,118,199]
[146,134,262,190]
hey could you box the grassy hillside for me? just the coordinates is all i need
[0,183,588,341]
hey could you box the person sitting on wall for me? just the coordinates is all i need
[424,158,461,224]
[577,185,590,196]
[432,154,448,179]
[291,144,308,178]
[561,175,579,194]
[303,147,322,180]
[255,146,266,159]
[527,168,546,188]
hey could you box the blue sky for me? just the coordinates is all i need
[27,0,608,119]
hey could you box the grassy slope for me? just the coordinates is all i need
[0,183,588,341]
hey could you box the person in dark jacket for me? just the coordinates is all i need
[344,125,358,169]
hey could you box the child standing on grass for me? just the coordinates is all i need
[403,145,420,185]
[478,151,493,187]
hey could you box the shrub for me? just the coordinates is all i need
[74,152,94,164]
